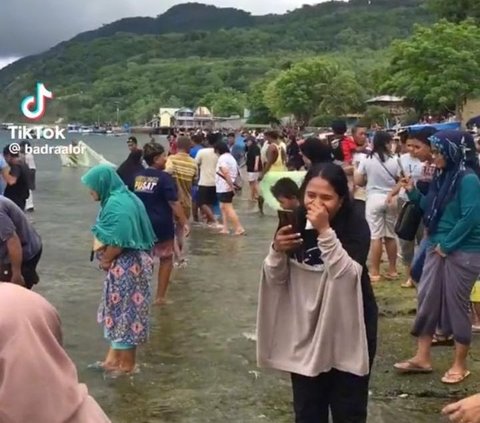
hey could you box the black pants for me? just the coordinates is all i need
[0,247,42,289]
[291,369,370,423]
[354,199,365,218]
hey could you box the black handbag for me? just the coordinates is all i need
[395,201,423,241]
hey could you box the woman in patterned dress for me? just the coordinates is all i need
[82,165,156,374]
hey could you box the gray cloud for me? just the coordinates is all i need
[0,0,325,58]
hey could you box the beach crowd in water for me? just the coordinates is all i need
[2,121,480,422]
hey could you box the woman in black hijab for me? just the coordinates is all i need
[117,150,144,191]
[299,137,334,169]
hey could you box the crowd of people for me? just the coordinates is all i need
[2,121,480,422]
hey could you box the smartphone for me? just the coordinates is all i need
[277,209,301,234]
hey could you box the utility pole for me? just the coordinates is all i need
[114,101,120,125]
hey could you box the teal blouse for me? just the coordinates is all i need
[408,173,480,254]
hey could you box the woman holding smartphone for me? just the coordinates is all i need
[257,162,378,422]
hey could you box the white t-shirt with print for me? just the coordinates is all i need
[215,153,238,193]
[358,153,401,196]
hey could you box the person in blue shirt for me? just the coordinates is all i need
[228,132,246,167]
[189,134,204,159]
[189,134,204,221]
[134,143,189,306]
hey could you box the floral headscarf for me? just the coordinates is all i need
[423,130,476,235]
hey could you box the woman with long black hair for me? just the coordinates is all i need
[257,162,378,422]
[355,131,400,282]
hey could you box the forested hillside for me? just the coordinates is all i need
[0,0,432,123]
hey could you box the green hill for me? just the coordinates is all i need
[0,0,432,123]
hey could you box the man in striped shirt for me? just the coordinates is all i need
[165,135,198,267]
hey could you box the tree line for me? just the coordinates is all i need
[0,0,478,124]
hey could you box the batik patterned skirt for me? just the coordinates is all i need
[98,250,153,346]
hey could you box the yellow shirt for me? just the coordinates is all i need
[270,142,287,172]
[165,152,198,208]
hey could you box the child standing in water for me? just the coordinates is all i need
[82,165,156,375]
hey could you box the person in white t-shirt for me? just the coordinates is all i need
[350,126,371,215]
[355,131,400,282]
[387,137,423,287]
[386,128,437,288]
[214,142,245,236]
[196,134,220,225]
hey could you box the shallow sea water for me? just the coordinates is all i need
[0,132,456,422]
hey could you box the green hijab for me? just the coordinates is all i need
[81,164,156,250]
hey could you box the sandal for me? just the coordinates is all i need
[394,360,433,374]
[441,370,471,385]
[432,334,455,347]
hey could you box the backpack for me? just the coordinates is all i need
[329,137,344,162]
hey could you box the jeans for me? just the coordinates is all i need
[410,237,429,284]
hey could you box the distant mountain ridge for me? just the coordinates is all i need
[71,3,256,43]
[0,0,432,122]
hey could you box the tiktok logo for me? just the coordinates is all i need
[20,82,53,121]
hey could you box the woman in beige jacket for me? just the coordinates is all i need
[257,162,378,422]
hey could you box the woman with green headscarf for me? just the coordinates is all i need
[81,164,156,375]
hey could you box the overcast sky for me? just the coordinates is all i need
[0,0,330,68]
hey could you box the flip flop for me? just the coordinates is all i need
[401,279,415,289]
[394,360,433,374]
[384,273,400,280]
[441,370,471,385]
[472,325,480,333]
[370,275,381,283]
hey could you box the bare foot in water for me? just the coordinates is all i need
[233,229,246,236]
[219,229,230,235]
[101,361,120,371]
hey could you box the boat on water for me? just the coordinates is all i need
[0,122,14,130]
[67,123,81,133]
[59,140,116,168]
[80,125,94,134]
[130,126,160,134]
